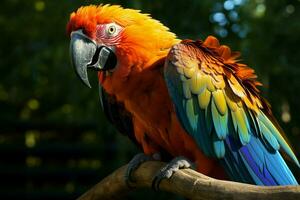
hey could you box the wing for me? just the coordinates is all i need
[164,36,299,185]
[99,85,140,147]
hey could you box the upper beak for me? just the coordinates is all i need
[69,30,117,88]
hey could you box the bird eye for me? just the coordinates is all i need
[108,25,116,34]
[106,24,119,37]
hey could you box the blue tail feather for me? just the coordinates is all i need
[222,134,298,186]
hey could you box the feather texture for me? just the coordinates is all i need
[164,37,299,185]
[68,4,298,186]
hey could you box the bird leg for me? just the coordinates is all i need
[152,156,192,190]
[125,153,161,187]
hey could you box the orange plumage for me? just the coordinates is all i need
[67,5,299,184]
[67,5,225,177]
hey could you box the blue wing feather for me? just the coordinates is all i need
[164,42,299,185]
[212,98,228,140]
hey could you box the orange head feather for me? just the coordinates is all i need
[67,4,179,94]
[68,7,178,74]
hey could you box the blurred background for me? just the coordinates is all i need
[0,0,300,199]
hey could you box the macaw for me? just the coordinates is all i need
[67,4,299,188]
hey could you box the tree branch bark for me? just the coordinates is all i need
[77,161,300,200]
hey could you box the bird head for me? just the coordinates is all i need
[67,4,178,88]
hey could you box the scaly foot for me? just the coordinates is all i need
[125,153,161,186]
[152,156,192,190]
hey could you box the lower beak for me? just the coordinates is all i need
[69,30,117,88]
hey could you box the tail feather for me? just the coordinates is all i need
[222,135,298,185]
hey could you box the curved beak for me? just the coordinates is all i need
[69,30,117,88]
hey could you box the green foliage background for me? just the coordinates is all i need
[0,0,300,199]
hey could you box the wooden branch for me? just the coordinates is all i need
[77,161,300,200]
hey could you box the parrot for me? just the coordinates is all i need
[67,4,299,188]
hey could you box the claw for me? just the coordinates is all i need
[152,156,192,191]
[125,153,155,187]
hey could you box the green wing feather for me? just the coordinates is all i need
[164,39,299,166]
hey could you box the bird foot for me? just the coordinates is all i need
[125,153,161,187]
[152,156,192,191]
